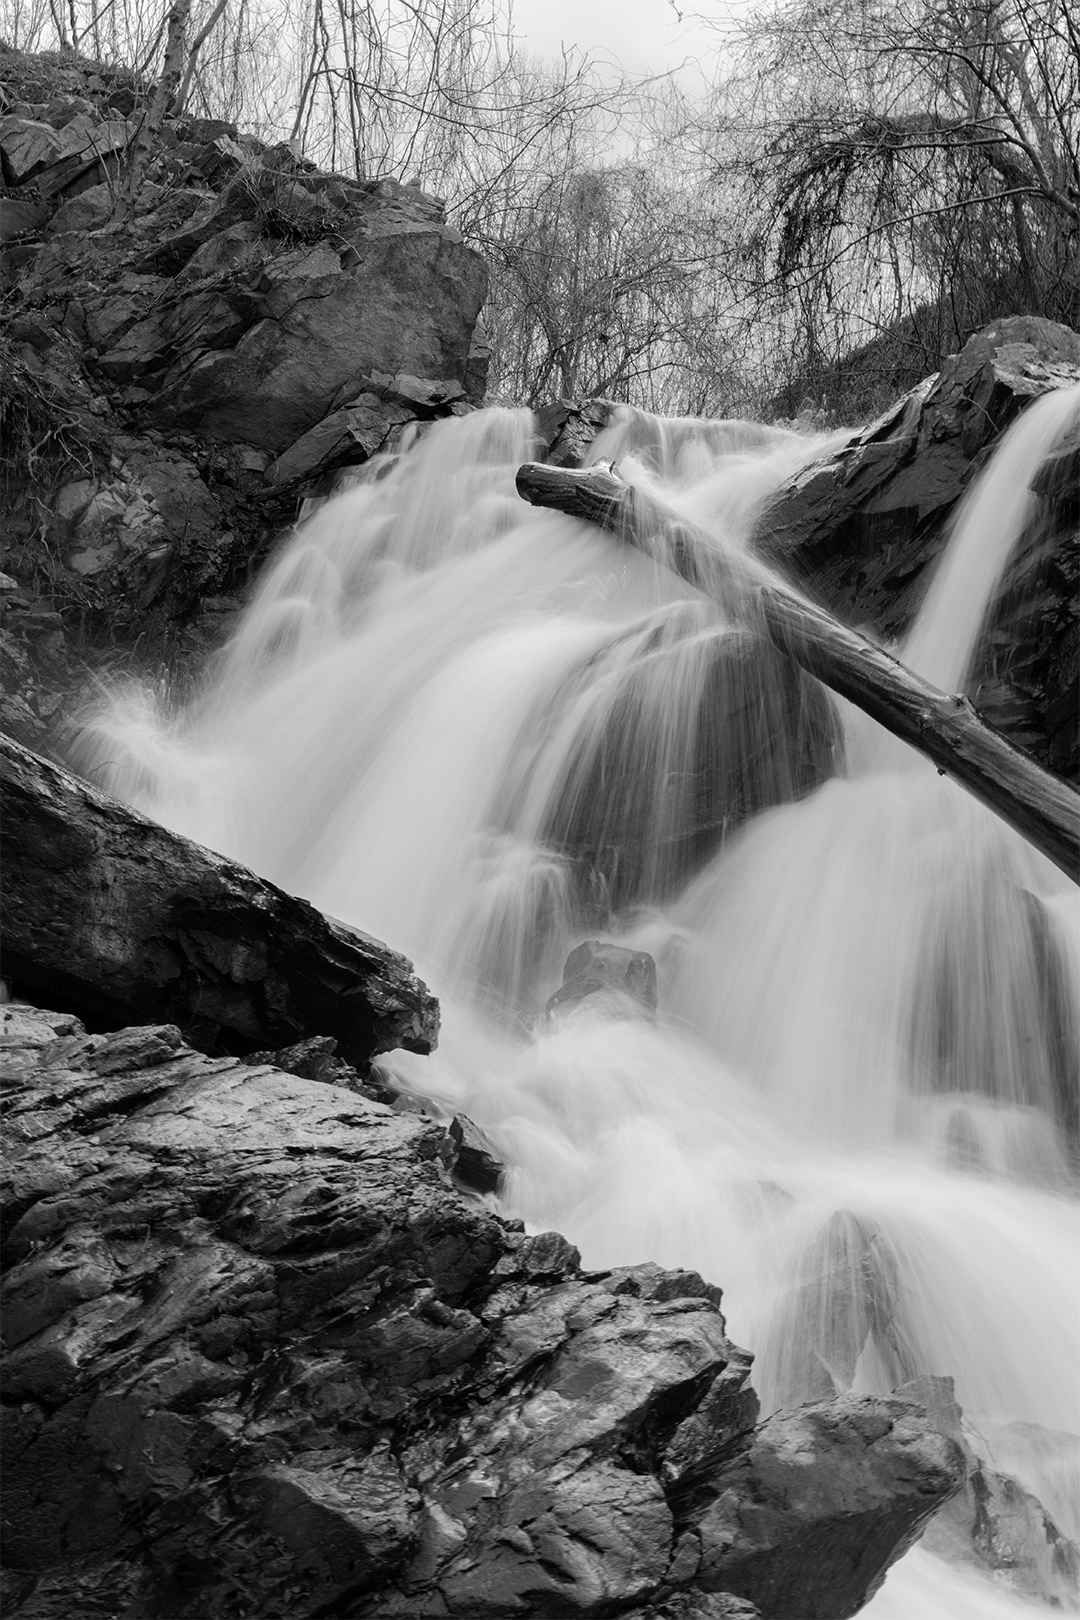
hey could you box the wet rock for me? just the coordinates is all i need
[752,317,1080,779]
[693,1395,966,1618]
[537,397,614,467]
[235,1450,419,1592]
[245,1034,340,1084]
[764,1210,914,1408]
[547,939,659,1018]
[535,623,842,911]
[0,734,439,1067]
[448,1113,504,1195]
[1,1000,963,1620]
[630,1598,761,1619]
[896,1375,1080,1608]
[266,393,416,487]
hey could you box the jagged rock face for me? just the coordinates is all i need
[1,1003,965,1620]
[0,46,488,752]
[148,224,485,452]
[0,49,488,458]
[751,317,1080,780]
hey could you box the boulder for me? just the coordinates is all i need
[547,939,659,1018]
[0,734,439,1067]
[0,197,50,240]
[0,114,62,184]
[0,1002,965,1620]
[265,393,416,488]
[692,1395,966,1619]
[763,1210,913,1408]
[44,180,112,236]
[447,1112,505,1195]
[895,1375,1080,1608]
[150,226,487,450]
[536,397,614,466]
[754,318,1080,620]
[534,625,842,910]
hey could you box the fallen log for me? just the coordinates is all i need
[0,733,439,1064]
[515,461,1080,884]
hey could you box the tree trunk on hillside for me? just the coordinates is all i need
[0,733,439,1064]
[515,460,1080,884]
[113,0,194,220]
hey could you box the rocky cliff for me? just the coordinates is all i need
[1,44,488,749]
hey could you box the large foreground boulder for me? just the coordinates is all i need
[1,1003,965,1619]
[0,733,438,1066]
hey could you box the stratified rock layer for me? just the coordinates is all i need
[1,1003,965,1619]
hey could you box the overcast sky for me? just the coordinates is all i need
[510,0,730,79]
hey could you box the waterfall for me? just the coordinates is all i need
[82,389,1080,1617]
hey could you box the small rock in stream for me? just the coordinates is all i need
[547,938,659,1019]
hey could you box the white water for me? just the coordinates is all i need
[82,390,1080,1616]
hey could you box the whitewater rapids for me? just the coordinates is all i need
[82,389,1080,1616]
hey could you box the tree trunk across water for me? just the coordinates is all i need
[0,733,439,1064]
[515,461,1080,884]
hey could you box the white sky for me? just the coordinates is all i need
[511,0,733,80]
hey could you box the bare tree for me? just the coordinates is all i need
[700,0,1080,413]
[479,156,751,411]
[112,0,192,216]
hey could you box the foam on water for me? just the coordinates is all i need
[81,391,1080,1614]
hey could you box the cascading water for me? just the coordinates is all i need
[81,388,1080,1617]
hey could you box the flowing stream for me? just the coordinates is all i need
[84,388,1080,1616]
